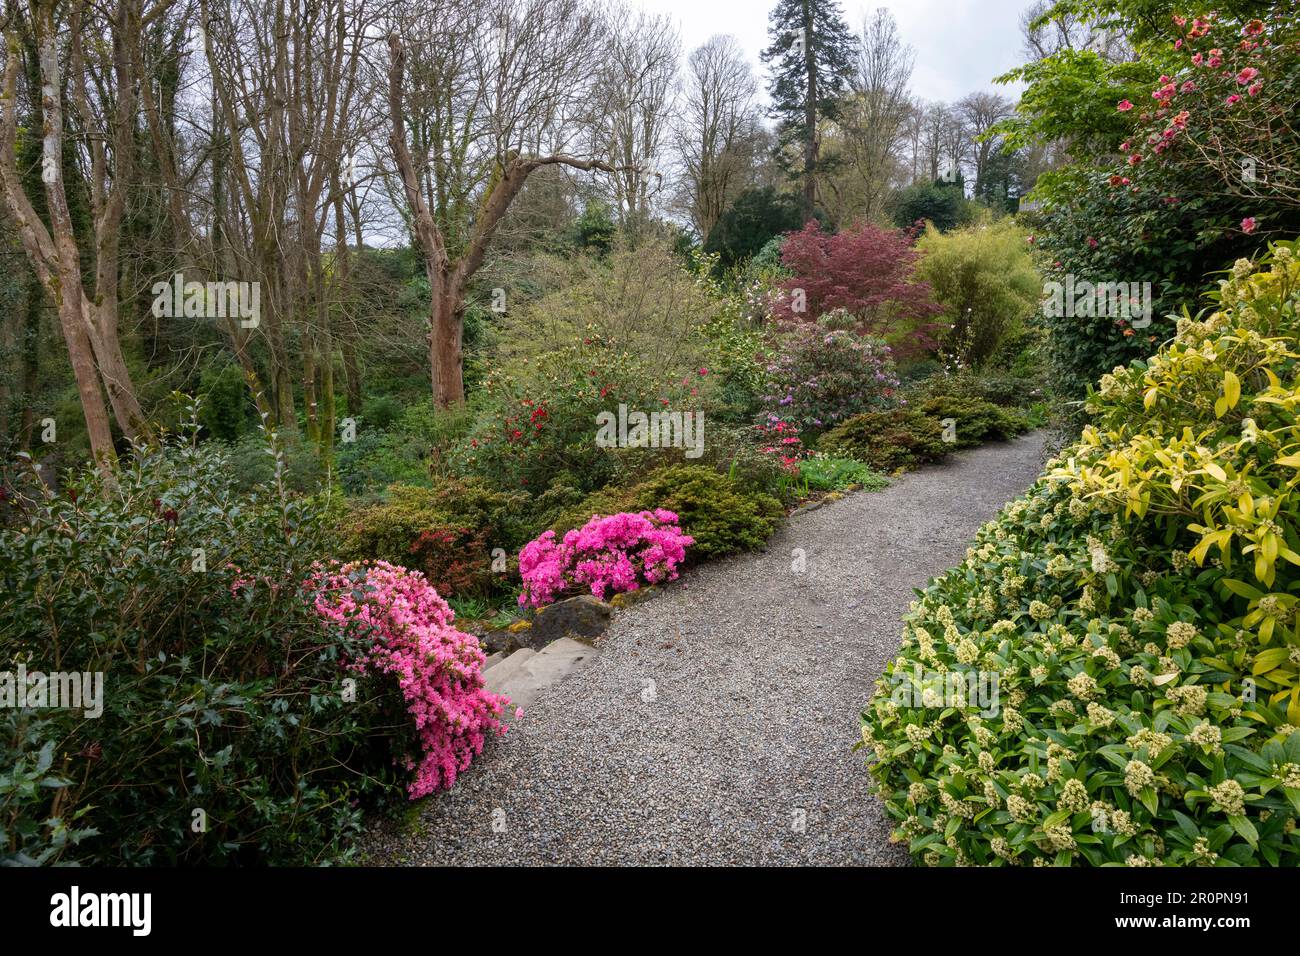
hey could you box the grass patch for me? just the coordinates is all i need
[797,455,889,492]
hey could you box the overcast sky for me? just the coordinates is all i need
[638,0,1031,103]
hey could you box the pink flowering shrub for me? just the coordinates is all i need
[1115,9,1300,221]
[312,561,510,798]
[517,510,693,608]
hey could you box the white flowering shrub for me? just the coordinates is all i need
[860,243,1300,866]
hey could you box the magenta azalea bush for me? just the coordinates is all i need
[313,561,511,798]
[517,510,693,608]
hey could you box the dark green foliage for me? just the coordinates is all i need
[1028,164,1281,404]
[360,394,404,431]
[553,465,784,563]
[335,427,429,495]
[888,183,974,232]
[222,428,325,494]
[335,401,476,495]
[917,396,1029,449]
[573,200,616,253]
[704,186,805,269]
[197,363,256,441]
[973,143,1030,213]
[817,408,948,471]
[0,437,407,865]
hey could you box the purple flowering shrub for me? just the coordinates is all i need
[517,510,694,608]
[762,311,901,436]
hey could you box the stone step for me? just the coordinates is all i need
[483,648,536,697]
[494,637,598,711]
[482,651,505,673]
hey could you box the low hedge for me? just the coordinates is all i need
[917,396,1030,449]
[553,464,783,563]
[816,408,948,472]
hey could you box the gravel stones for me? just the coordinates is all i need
[363,433,1047,866]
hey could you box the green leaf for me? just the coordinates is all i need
[1171,810,1199,839]
[1228,814,1258,848]
[1222,579,1264,600]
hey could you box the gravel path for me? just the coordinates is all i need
[365,432,1047,866]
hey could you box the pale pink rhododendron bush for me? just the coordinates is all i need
[517,510,694,608]
[312,561,512,798]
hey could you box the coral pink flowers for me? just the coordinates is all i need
[313,561,510,798]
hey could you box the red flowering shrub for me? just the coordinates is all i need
[769,221,944,357]
[409,525,495,597]
[755,414,804,470]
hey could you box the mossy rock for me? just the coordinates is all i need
[609,586,660,609]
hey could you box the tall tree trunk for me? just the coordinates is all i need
[341,338,361,416]
[303,343,319,442]
[19,273,41,448]
[86,294,150,441]
[58,291,116,464]
[274,362,295,432]
[0,23,118,464]
[430,283,464,408]
[334,191,361,416]
[312,238,334,457]
[0,271,15,441]
[802,0,818,222]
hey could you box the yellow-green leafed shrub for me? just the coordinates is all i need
[1061,243,1300,701]
[860,241,1300,867]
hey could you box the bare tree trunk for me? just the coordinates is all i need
[0,24,118,464]
[333,190,362,416]
[386,29,621,407]
[59,299,116,463]
[802,0,818,221]
[19,275,41,448]
[312,229,335,457]
[431,293,464,406]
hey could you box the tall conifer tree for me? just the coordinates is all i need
[760,0,856,220]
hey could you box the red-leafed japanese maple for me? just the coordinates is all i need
[771,221,945,357]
